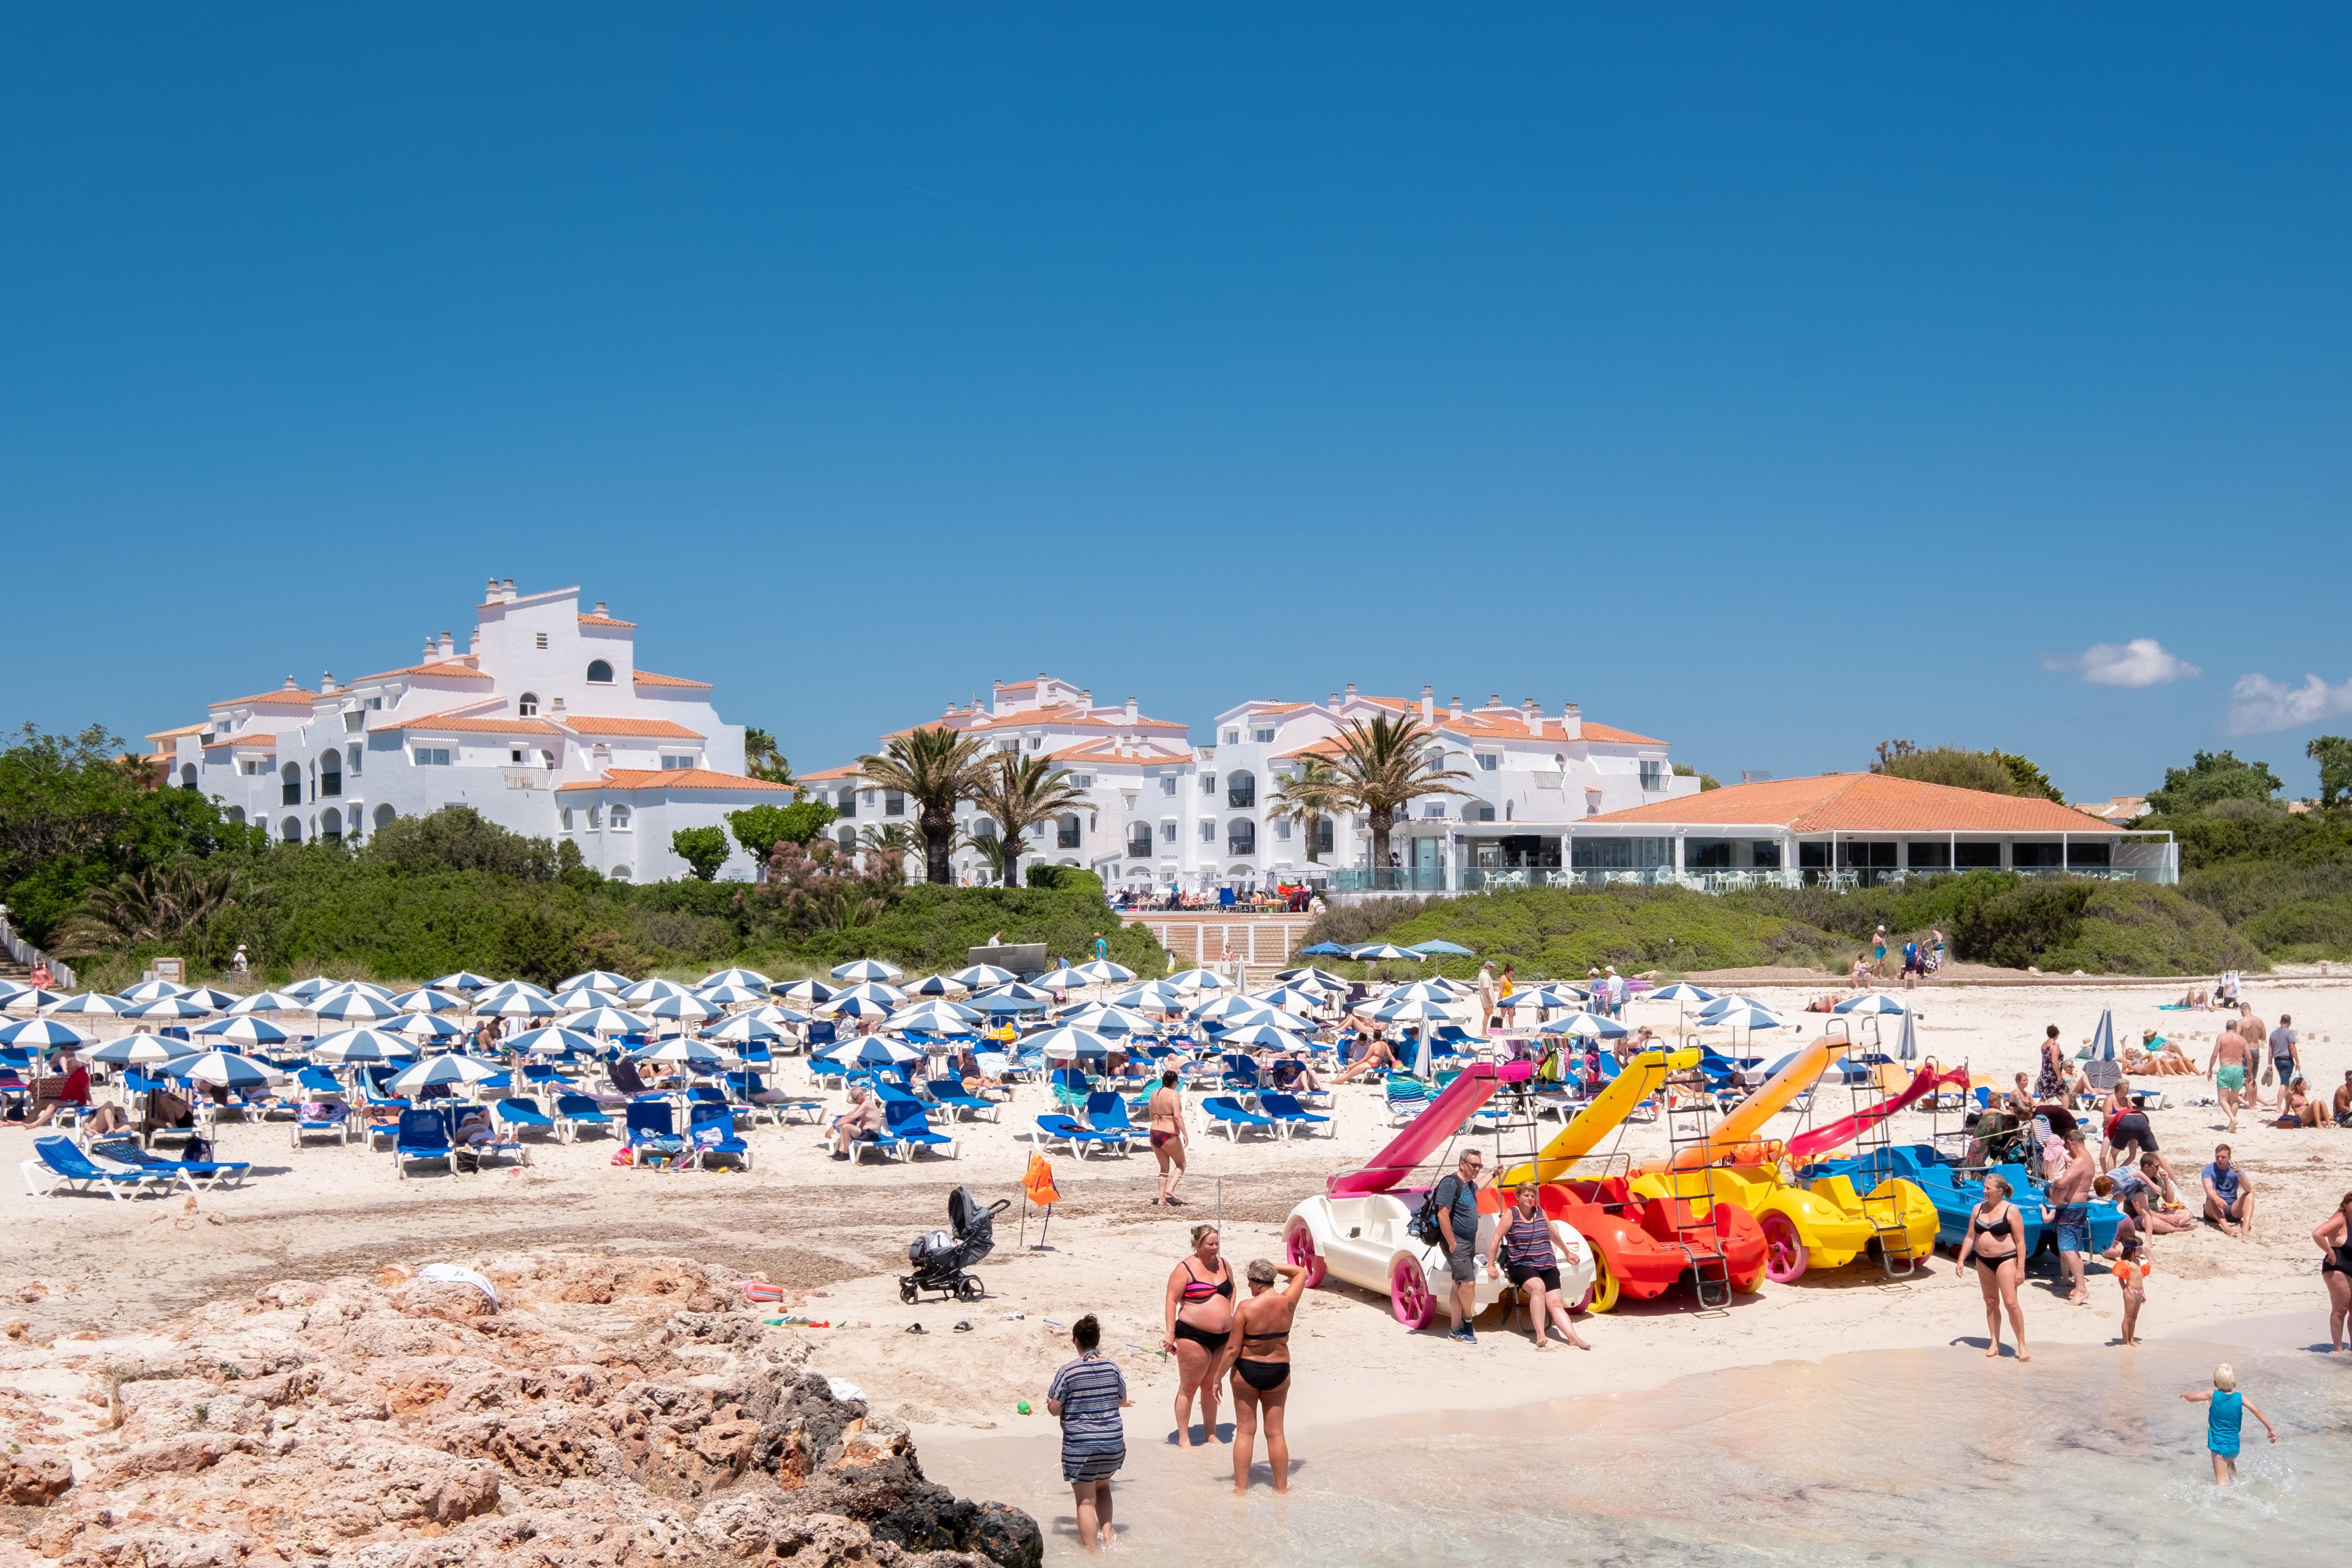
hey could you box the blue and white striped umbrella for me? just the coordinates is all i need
[829,958,905,982]
[698,967,772,991]
[692,982,768,1007]
[900,974,969,998]
[1895,1008,1921,1064]
[317,981,397,1001]
[1500,986,1586,1011]
[830,1035,922,1066]
[315,990,405,1021]
[1696,994,1774,1021]
[1273,967,1350,990]
[1033,967,1085,990]
[0,1017,94,1049]
[1072,960,1137,984]
[970,992,1047,1014]
[506,1026,603,1058]
[1023,1025,1116,1059]
[116,980,193,1003]
[1405,940,1476,957]
[1193,995,1291,1026]
[386,1053,502,1093]
[391,1012,468,1042]
[618,977,692,1004]
[973,981,1047,1004]
[2090,1007,2118,1062]
[565,1005,650,1035]
[1165,968,1229,992]
[1704,1002,1789,1033]
[631,1035,730,1067]
[1538,1011,1632,1039]
[195,1014,291,1047]
[1056,1004,1161,1037]
[86,1032,196,1066]
[833,980,909,1007]
[1386,980,1463,1004]
[391,988,469,1014]
[1349,944,1419,961]
[474,980,553,1005]
[817,994,895,1019]
[882,1000,982,1035]
[1648,982,1717,1004]
[1251,986,1333,1014]
[280,976,340,1001]
[477,991,561,1019]
[948,965,1016,988]
[311,1027,420,1063]
[746,1004,810,1027]
[125,995,216,1020]
[429,971,497,993]
[559,969,634,994]
[175,1049,279,1090]
[642,993,721,1022]
[547,986,614,1014]
[177,987,242,1010]
[1373,995,1469,1023]
[1110,980,1185,1010]
[703,1013,782,1044]
[43,992,139,1018]
[227,991,299,1014]
[1833,994,1910,1016]
[1216,1023,1315,1052]
[772,978,840,1004]
[3,987,65,1010]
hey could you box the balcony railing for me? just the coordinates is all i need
[1330,863,2175,895]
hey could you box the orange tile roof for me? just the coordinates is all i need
[379,712,567,736]
[887,702,1184,740]
[146,723,208,742]
[633,670,712,689]
[210,686,320,709]
[351,660,492,684]
[1585,773,2115,834]
[798,763,864,782]
[202,734,280,751]
[555,767,794,794]
[560,716,705,739]
[1049,738,1191,765]
[1272,736,1346,762]
[578,613,638,629]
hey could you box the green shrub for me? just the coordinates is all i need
[726,801,837,859]
[670,826,730,882]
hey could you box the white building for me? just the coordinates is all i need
[804,675,1699,894]
[151,579,791,882]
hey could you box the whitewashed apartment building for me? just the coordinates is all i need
[149,580,791,882]
[802,676,1701,892]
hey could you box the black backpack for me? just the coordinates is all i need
[1411,1175,1456,1248]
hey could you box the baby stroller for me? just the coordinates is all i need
[899,1185,1011,1304]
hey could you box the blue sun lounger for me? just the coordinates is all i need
[551,1093,615,1142]
[872,1093,957,1162]
[1258,1091,1333,1139]
[1034,1112,1126,1160]
[495,1096,559,1141]
[1082,1091,1143,1154]
[687,1102,753,1170]
[1201,1095,1279,1142]
[89,1136,251,1191]
[393,1108,455,1180]
[22,1135,174,1201]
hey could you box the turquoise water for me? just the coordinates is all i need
[924,1316,2349,1565]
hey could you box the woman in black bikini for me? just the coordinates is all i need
[1953,1173,2030,1361]
[2312,1190,2352,1352]
[1216,1258,1307,1494]
[1162,1225,1234,1448]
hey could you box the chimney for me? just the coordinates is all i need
[593,601,607,616]
[1327,692,1339,708]
[1420,684,1434,722]
[281,675,297,691]
[1450,695,1463,716]
[502,577,516,596]
[423,636,436,661]
[486,576,500,602]
[1561,702,1581,740]
[1486,693,1502,709]
[439,632,455,657]
[321,671,336,695]
[945,701,959,716]
[1125,696,1138,722]
[1344,683,1357,699]
[551,696,565,714]
[1521,697,1541,734]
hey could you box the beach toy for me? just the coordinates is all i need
[1017,1400,1032,1415]
[742,1280,786,1303]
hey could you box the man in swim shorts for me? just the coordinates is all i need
[2046,1128,2096,1304]
[2200,1144,2254,1238]
[2206,1024,2249,1134]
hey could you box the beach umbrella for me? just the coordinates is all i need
[3,987,66,1012]
[692,981,768,1007]
[1023,1025,1116,1060]
[116,980,193,1003]
[900,974,968,998]
[227,990,298,1014]
[391,988,469,1014]
[311,1027,420,1063]
[948,964,1016,988]
[817,994,895,1020]
[475,979,553,1003]
[1274,966,1349,989]
[280,977,340,1001]
[2090,1007,2118,1063]
[506,1025,603,1058]
[125,995,216,1021]
[1405,940,1476,957]
[698,967,773,991]
[832,981,909,1006]
[317,980,397,1001]
[745,1003,810,1027]
[1249,986,1332,1014]
[969,992,1047,1014]
[1072,960,1136,984]
[1894,1009,1920,1064]
[86,1032,194,1067]
[1500,986,1586,1012]
[629,1035,728,1068]
[175,1049,279,1091]
[1373,995,1468,1023]
[429,970,496,993]
[1191,994,1281,1023]
[176,986,241,1010]
[1350,944,1419,961]
[1539,1011,1632,1039]
[0,979,26,1002]
[642,994,722,1023]
[617,977,691,1004]
[1110,980,1184,1009]
[560,969,634,993]
[883,1000,983,1034]
[0,1017,94,1049]
[1057,1004,1162,1037]
[1696,994,1774,1022]
[703,1013,783,1045]
[1385,980,1462,1004]
[314,990,404,1022]
[771,978,839,1004]
[195,1014,291,1048]
[547,986,614,1013]
[830,958,905,982]
[477,991,560,1019]
[565,1005,650,1035]
[831,1035,922,1067]
[1033,967,1086,990]
[1410,1031,1433,1077]
[1296,941,1355,957]
[1165,967,1229,992]
[43,992,139,1018]
[1833,994,1909,1015]
[386,1053,502,1093]
[390,1012,468,1043]
[1648,983,1717,1004]
[1214,1022,1315,1053]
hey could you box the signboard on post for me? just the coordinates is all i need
[153,957,186,984]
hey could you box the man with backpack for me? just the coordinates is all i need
[1428,1148,1491,1344]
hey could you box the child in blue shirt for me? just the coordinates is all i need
[2181,1363,2276,1484]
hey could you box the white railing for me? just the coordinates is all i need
[0,914,76,990]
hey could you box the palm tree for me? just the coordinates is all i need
[959,826,1007,885]
[1266,755,1345,864]
[1326,713,1475,872]
[856,821,925,881]
[857,727,988,885]
[54,859,238,959]
[966,752,1094,889]
[743,727,796,790]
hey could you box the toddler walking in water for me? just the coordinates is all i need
[2181,1363,2275,1484]
[2112,1238,2150,1347]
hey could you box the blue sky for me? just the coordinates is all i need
[5,6,2346,800]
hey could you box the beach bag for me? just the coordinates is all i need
[1411,1176,1457,1248]
[2262,1061,2276,1088]
[610,1147,635,1167]
[184,1134,214,1164]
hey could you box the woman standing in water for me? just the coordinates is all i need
[1162,1225,1234,1448]
[2182,1364,2276,1484]
[2313,1190,2352,1351]
[1217,1258,1307,1493]
[1954,1173,2029,1361]
[1046,1314,1132,1551]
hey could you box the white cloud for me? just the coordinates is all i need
[2222,672,2352,736]
[2040,638,2200,688]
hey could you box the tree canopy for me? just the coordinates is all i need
[2145,750,2283,817]
[1870,741,2062,801]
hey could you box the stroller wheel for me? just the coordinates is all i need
[956,1276,985,1303]
[899,1281,918,1304]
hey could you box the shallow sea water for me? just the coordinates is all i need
[922,1314,2350,1567]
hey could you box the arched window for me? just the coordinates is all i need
[373,803,396,832]
[518,692,539,717]
[280,814,302,843]
[1126,823,1153,859]
[1227,819,1256,855]
[610,804,632,829]
[1226,769,1256,808]
[1057,813,1081,848]
[225,806,247,826]
[587,804,603,829]
[319,749,342,798]
[970,816,998,841]
[281,761,303,807]
[586,660,613,685]
[178,764,197,790]
[610,864,631,882]
[345,805,362,839]
[560,806,574,831]
[836,827,857,850]
[319,812,341,844]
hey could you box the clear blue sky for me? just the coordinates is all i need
[6,6,2347,800]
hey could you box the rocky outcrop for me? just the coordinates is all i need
[0,1254,1039,1568]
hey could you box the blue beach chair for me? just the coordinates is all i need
[1201,1095,1279,1142]
[393,1108,455,1179]
[21,1136,174,1201]
[1034,1112,1125,1160]
[1259,1091,1333,1139]
[552,1093,615,1143]
[89,1137,251,1191]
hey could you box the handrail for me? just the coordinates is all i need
[0,915,76,990]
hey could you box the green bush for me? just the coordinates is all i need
[670,826,730,882]
[726,801,837,859]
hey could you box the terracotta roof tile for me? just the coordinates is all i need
[560,716,705,739]
[350,660,493,684]
[377,712,567,736]
[210,686,320,709]
[632,670,712,689]
[797,763,864,782]
[146,723,209,742]
[202,734,280,751]
[577,614,638,629]
[555,767,794,794]
[1585,773,2113,834]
